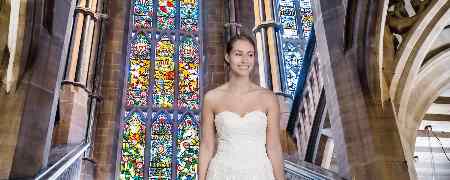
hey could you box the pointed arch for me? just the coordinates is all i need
[118,0,203,179]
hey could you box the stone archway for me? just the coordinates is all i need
[384,1,450,178]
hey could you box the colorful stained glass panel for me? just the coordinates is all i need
[120,111,146,180]
[300,0,313,39]
[176,114,199,179]
[279,0,298,38]
[133,0,153,30]
[180,0,199,32]
[133,0,153,16]
[277,0,314,96]
[134,15,152,30]
[282,41,303,95]
[178,36,200,110]
[127,58,150,106]
[157,0,176,30]
[123,0,203,179]
[153,35,175,109]
[131,32,151,59]
[149,112,173,179]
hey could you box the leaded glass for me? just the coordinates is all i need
[133,0,153,30]
[153,35,175,109]
[149,112,173,179]
[131,32,151,59]
[300,0,313,40]
[158,0,176,30]
[176,114,199,179]
[120,111,146,180]
[178,36,200,110]
[279,0,298,38]
[134,0,153,16]
[283,42,303,93]
[122,0,202,179]
[277,0,314,96]
[180,0,199,32]
[127,58,150,106]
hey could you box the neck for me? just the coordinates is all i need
[227,72,253,93]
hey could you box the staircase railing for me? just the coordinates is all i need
[284,160,345,180]
[35,143,89,180]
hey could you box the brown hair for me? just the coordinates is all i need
[225,34,256,54]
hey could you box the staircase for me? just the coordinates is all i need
[34,144,344,180]
[284,160,345,180]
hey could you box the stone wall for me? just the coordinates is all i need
[203,0,227,91]
[7,0,74,178]
[91,0,127,178]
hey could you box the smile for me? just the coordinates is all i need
[237,65,250,69]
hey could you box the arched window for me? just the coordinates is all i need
[275,0,314,97]
[119,0,203,179]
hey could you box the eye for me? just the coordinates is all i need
[248,53,254,57]
[235,53,242,56]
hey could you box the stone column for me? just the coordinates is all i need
[10,0,77,178]
[312,0,409,179]
[263,0,281,93]
[66,0,87,81]
[253,0,269,88]
[0,0,10,80]
[54,0,103,145]
[77,0,99,85]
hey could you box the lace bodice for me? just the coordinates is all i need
[206,111,275,180]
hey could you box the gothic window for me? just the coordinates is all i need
[120,0,202,179]
[275,0,314,97]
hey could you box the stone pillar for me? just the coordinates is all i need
[312,0,365,178]
[53,0,89,145]
[312,0,409,179]
[0,0,10,81]
[78,0,99,84]
[253,0,269,88]
[92,0,128,178]
[66,0,86,81]
[10,0,76,178]
[54,0,103,145]
[263,0,281,93]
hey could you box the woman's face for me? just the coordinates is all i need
[225,39,256,77]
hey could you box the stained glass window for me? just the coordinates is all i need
[176,113,199,179]
[120,111,146,180]
[120,0,202,179]
[158,0,176,30]
[180,0,199,32]
[276,0,314,97]
[127,32,151,106]
[178,36,200,110]
[153,35,176,109]
[133,0,153,30]
[279,0,299,38]
[149,112,173,178]
[299,0,313,40]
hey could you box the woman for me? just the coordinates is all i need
[198,34,286,180]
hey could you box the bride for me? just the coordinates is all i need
[198,34,286,180]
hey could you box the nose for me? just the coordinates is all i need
[241,54,251,62]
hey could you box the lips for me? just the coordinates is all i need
[237,65,250,69]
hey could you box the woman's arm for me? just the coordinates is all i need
[198,92,216,180]
[266,92,286,180]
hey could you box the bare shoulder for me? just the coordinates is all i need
[203,85,227,106]
[247,86,277,109]
[255,87,277,100]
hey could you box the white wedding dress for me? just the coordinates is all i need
[206,111,275,180]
